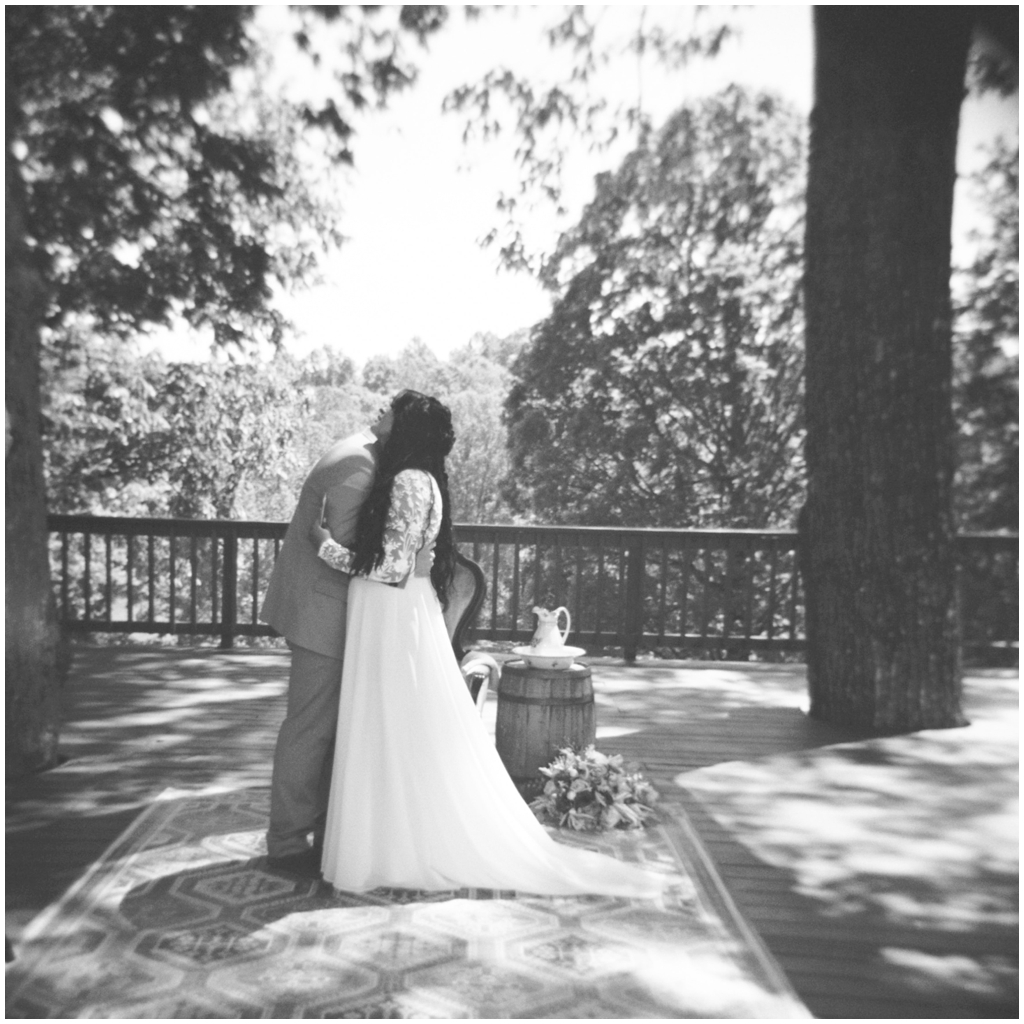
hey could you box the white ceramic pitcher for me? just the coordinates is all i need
[531,606,571,651]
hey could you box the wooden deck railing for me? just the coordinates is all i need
[47,514,1018,662]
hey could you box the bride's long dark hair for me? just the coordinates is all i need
[351,390,457,607]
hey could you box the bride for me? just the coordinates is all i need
[311,390,663,898]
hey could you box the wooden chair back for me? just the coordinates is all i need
[443,551,487,661]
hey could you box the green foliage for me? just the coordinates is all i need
[953,139,1019,531]
[12,3,455,524]
[506,87,806,528]
[10,7,279,347]
[44,336,176,516]
[43,344,308,520]
[156,361,307,519]
[43,331,526,526]
[966,10,1019,97]
[444,6,734,274]
[294,346,356,389]
[357,335,527,523]
[8,5,445,354]
[289,5,449,111]
[530,744,659,831]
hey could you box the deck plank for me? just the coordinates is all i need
[588,659,1018,1020]
[5,645,1018,1018]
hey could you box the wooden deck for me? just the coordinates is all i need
[5,644,1018,1018]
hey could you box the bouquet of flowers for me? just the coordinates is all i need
[529,744,659,832]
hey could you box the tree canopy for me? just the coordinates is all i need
[7,5,446,351]
[5,3,447,776]
[505,87,806,528]
[444,5,734,275]
[304,335,526,524]
[10,6,284,348]
[42,331,525,528]
[952,138,1019,532]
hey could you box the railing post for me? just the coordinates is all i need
[220,526,238,649]
[623,535,645,663]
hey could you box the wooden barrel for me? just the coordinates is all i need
[495,661,596,795]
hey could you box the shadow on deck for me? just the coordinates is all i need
[5,644,1018,1018]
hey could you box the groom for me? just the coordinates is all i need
[260,400,398,876]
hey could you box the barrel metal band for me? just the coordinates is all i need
[498,692,592,707]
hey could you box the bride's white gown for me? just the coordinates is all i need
[316,468,662,898]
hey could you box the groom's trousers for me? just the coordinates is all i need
[267,643,343,858]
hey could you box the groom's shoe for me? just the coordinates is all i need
[266,848,322,880]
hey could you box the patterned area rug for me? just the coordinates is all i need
[6,789,809,1019]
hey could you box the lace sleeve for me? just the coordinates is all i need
[316,470,433,585]
[364,470,433,584]
[318,538,355,573]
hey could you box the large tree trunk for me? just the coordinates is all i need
[802,9,973,733]
[6,143,65,776]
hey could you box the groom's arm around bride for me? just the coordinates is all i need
[259,407,393,867]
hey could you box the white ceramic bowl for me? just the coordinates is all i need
[511,645,587,670]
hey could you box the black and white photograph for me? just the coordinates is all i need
[6,5,1018,1018]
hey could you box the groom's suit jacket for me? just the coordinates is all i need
[260,431,377,661]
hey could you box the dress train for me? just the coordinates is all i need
[320,575,663,898]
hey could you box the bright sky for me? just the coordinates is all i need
[150,5,1018,366]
